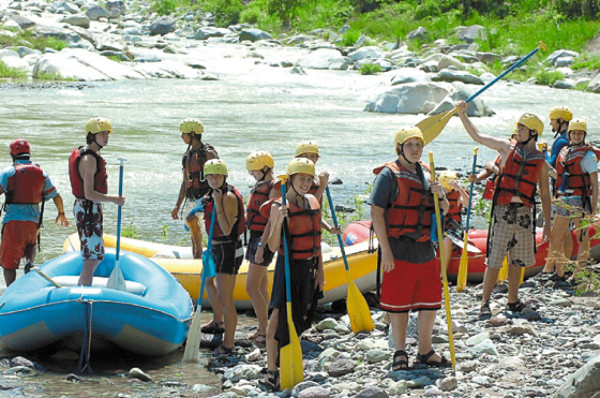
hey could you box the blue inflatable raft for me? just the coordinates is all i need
[0,250,193,356]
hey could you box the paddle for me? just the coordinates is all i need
[456,148,478,292]
[418,41,547,145]
[107,157,127,291]
[279,174,304,390]
[325,187,374,333]
[32,267,62,288]
[429,152,456,374]
[497,257,508,283]
[183,203,217,363]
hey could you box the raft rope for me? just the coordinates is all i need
[76,298,94,374]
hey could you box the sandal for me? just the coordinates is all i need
[479,300,492,320]
[507,299,525,312]
[258,369,279,392]
[391,350,409,371]
[416,349,451,368]
[201,321,225,334]
[213,343,234,355]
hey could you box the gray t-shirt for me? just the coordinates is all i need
[368,161,436,263]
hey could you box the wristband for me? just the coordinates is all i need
[257,241,264,248]
[58,212,65,216]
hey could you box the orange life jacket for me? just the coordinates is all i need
[446,190,462,226]
[555,145,597,197]
[204,184,246,243]
[6,163,47,205]
[69,147,107,199]
[182,143,217,200]
[275,195,321,260]
[246,179,274,233]
[482,154,502,201]
[495,142,545,208]
[372,160,434,242]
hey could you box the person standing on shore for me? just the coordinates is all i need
[456,101,551,320]
[171,119,218,260]
[369,127,451,370]
[0,139,69,287]
[69,118,125,286]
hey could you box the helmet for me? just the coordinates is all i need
[287,158,315,177]
[246,151,274,171]
[510,125,518,137]
[86,117,112,135]
[179,118,204,135]
[549,107,573,121]
[204,159,228,176]
[517,113,544,136]
[295,141,319,157]
[438,170,457,191]
[394,127,424,150]
[568,119,587,132]
[10,139,30,156]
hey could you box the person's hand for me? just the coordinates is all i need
[330,225,342,235]
[278,204,289,220]
[56,212,69,227]
[255,245,264,263]
[549,168,557,180]
[542,223,551,243]
[448,179,460,190]
[538,140,548,152]
[114,196,126,207]
[171,206,180,220]
[456,100,468,115]
[318,171,329,187]
[431,180,445,197]
[315,270,325,291]
[468,173,478,183]
[381,248,395,273]
[212,189,223,202]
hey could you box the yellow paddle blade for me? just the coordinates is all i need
[280,302,304,390]
[497,257,508,282]
[456,234,469,292]
[182,311,202,363]
[417,107,459,145]
[346,271,374,333]
[519,267,525,286]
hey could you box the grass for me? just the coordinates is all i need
[0,26,67,52]
[535,68,565,86]
[359,63,381,75]
[34,70,72,81]
[0,61,27,78]
[572,53,600,70]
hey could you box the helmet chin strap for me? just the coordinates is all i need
[258,167,270,182]
[92,134,104,150]
[399,145,416,165]
[519,130,537,146]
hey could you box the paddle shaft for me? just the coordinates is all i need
[325,187,350,271]
[464,149,479,231]
[198,206,216,304]
[116,158,125,262]
[280,184,293,305]
[32,267,62,288]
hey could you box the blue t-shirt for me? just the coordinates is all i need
[548,131,569,168]
[0,160,59,224]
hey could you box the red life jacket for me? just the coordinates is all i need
[555,145,596,197]
[275,195,321,260]
[5,163,47,204]
[372,160,434,242]
[204,184,246,243]
[182,143,217,200]
[482,154,502,201]
[495,142,545,208]
[446,190,462,225]
[246,179,275,233]
[69,147,108,199]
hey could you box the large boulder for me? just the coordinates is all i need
[60,14,90,29]
[390,68,431,85]
[134,60,201,79]
[546,49,579,66]
[429,82,493,117]
[0,55,31,73]
[437,54,465,71]
[239,28,272,42]
[105,0,126,17]
[9,14,36,29]
[431,69,484,85]
[36,26,83,46]
[85,5,109,21]
[188,27,230,40]
[347,46,384,62]
[456,25,487,43]
[407,26,430,42]
[587,72,600,93]
[297,48,351,70]
[554,356,600,398]
[364,82,452,114]
[149,17,176,36]
[48,1,80,14]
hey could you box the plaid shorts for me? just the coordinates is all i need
[486,204,536,269]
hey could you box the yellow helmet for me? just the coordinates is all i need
[438,170,457,191]
[287,158,315,177]
[179,118,204,135]
[394,127,424,150]
[568,119,587,132]
[86,118,112,135]
[246,151,274,171]
[204,159,228,176]
[510,125,518,138]
[295,141,319,157]
[517,113,544,136]
[549,107,573,121]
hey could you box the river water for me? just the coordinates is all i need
[1,42,599,395]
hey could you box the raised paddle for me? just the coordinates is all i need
[325,187,374,333]
[429,152,456,374]
[279,174,304,390]
[456,147,478,292]
[107,157,127,291]
[418,42,547,145]
[183,203,217,363]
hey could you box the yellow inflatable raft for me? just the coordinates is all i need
[63,234,378,310]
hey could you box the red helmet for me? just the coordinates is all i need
[10,139,31,156]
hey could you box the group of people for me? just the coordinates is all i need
[0,101,596,387]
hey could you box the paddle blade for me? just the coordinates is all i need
[417,107,458,145]
[456,235,469,292]
[106,261,126,290]
[182,310,202,363]
[202,250,216,279]
[346,275,374,333]
[497,257,508,282]
[519,267,525,286]
[280,303,303,390]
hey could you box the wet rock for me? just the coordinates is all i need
[223,364,262,383]
[328,358,356,377]
[555,356,600,398]
[128,367,152,382]
[239,28,273,42]
[10,356,35,369]
[388,380,408,395]
[4,366,34,375]
[65,373,80,382]
[364,82,451,114]
[149,17,176,36]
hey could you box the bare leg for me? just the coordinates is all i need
[563,227,574,260]
[266,308,280,371]
[3,268,16,286]
[246,263,269,335]
[574,219,590,265]
[507,263,522,303]
[481,266,501,304]
[204,276,224,325]
[417,310,444,362]
[547,216,570,276]
[186,214,203,259]
[441,237,453,277]
[390,312,409,352]
[78,259,101,286]
[216,273,238,348]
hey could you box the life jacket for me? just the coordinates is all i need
[372,160,434,242]
[494,142,545,208]
[275,195,321,260]
[555,145,597,197]
[204,184,246,243]
[246,179,275,233]
[5,163,46,205]
[182,143,217,200]
[69,147,108,199]
[482,154,502,201]
[446,190,462,226]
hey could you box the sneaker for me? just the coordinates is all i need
[24,262,33,274]
[479,301,492,320]
[507,299,525,312]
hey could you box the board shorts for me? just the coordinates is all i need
[486,203,535,269]
[182,198,204,232]
[74,199,105,261]
[245,232,275,266]
[554,196,588,218]
[380,257,442,313]
[0,221,38,270]
[212,239,243,275]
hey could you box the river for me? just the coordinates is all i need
[1,41,599,396]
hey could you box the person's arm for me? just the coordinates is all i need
[267,202,284,252]
[431,180,450,213]
[52,194,69,227]
[371,205,395,273]
[314,172,328,202]
[590,172,598,215]
[456,101,511,154]
[171,177,186,220]
[212,189,238,236]
[79,155,125,205]
[316,252,325,290]
[538,162,552,241]
[549,138,568,168]
[206,149,219,161]
[449,180,470,207]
